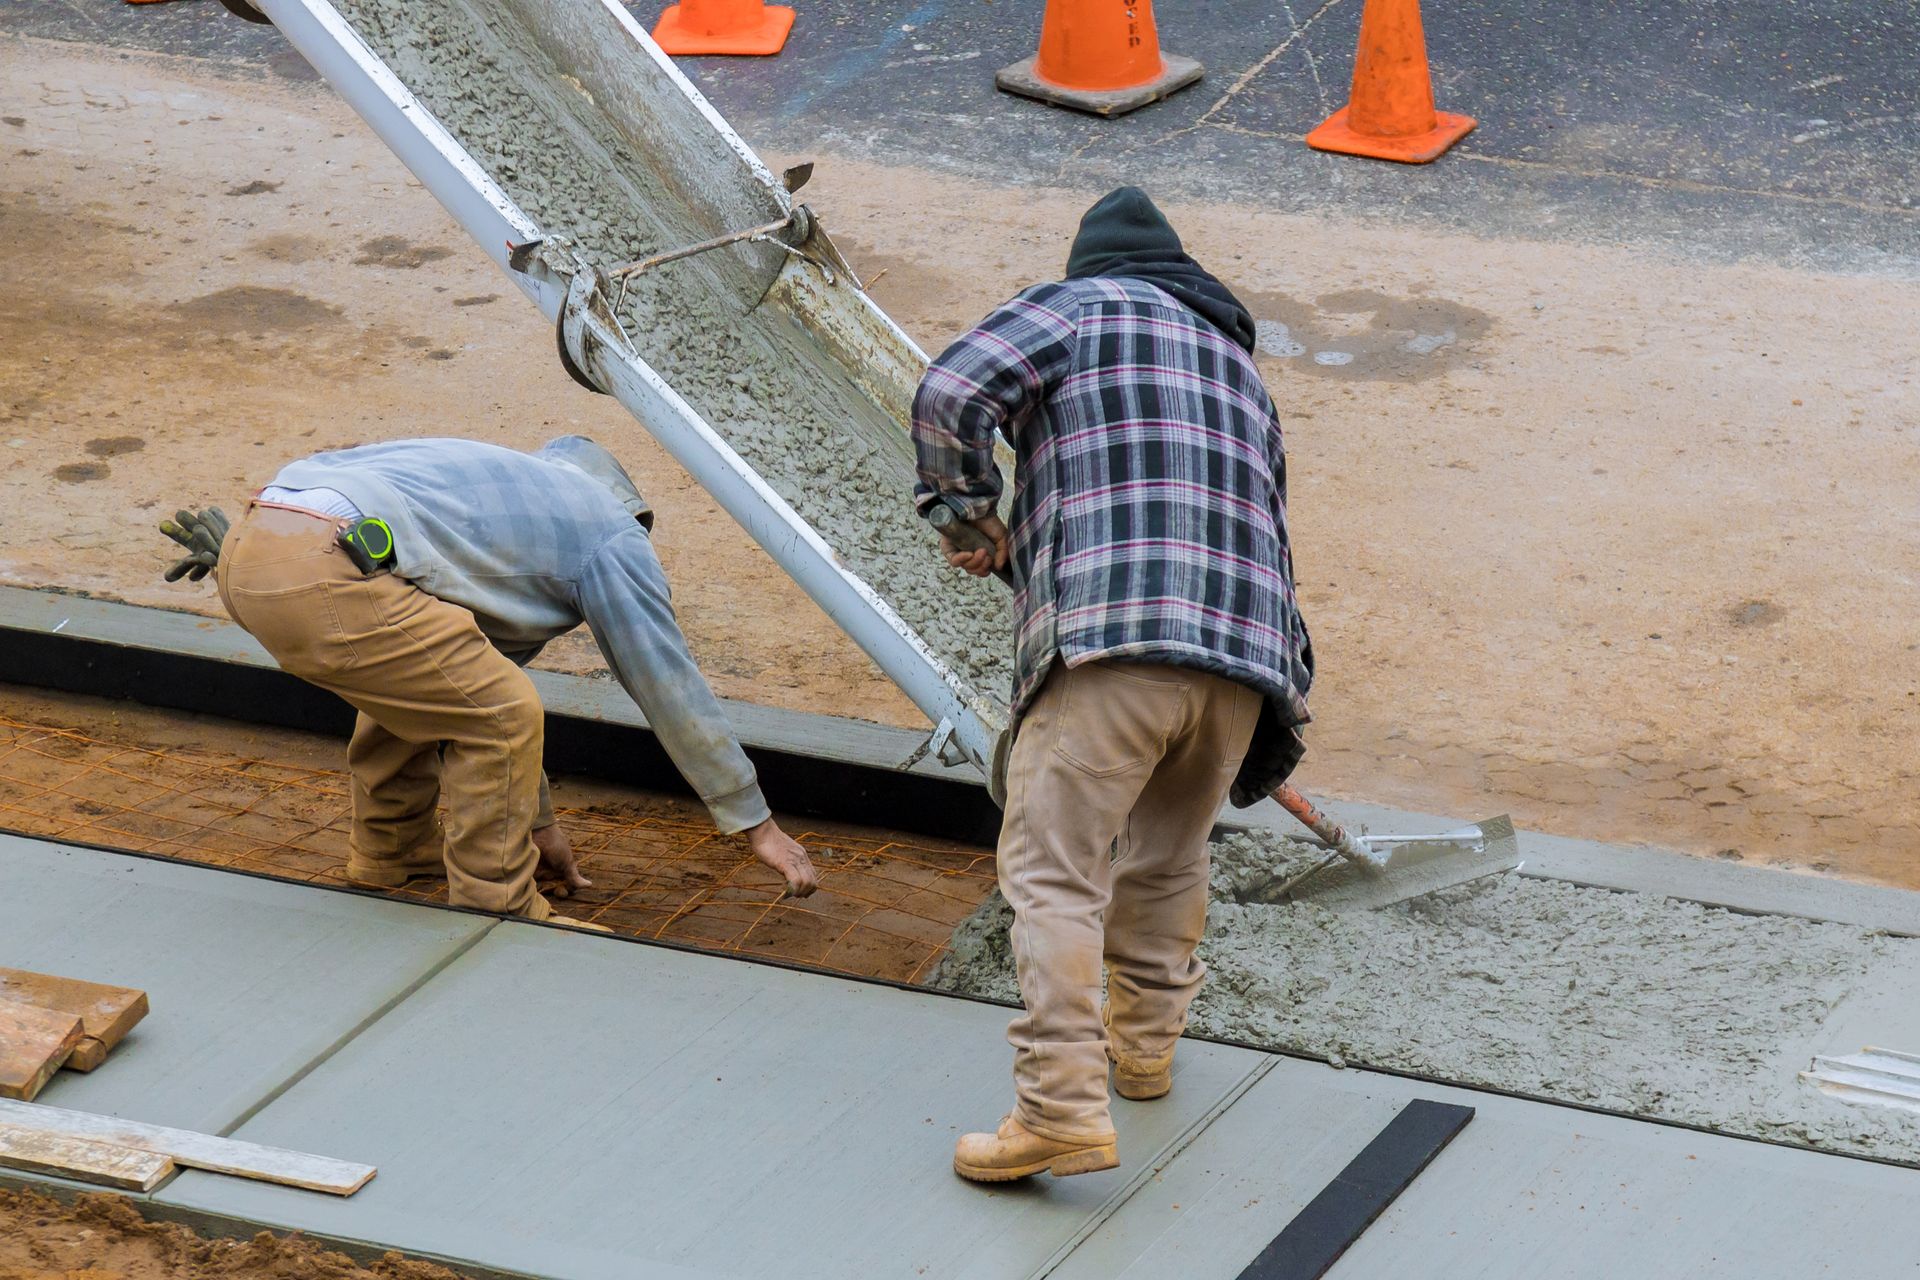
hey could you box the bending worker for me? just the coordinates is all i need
[914,188,1313,1182]
[162,435,816,925]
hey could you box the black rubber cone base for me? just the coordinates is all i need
[995,52,1203,117]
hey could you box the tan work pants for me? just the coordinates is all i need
[215,504,550,920]
[999,660,1261,1142]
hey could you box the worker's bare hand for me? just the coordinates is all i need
[940,514,1010,578]
[747,818,818,898]
[532,822,592,897]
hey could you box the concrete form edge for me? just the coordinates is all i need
[4,587,1918,934]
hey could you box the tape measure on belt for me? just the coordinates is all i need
[338,517,397,574]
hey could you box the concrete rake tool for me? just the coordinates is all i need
[931,503,1521,909]
[1259,785,1522,910]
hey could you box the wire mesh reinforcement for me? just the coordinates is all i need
[0,713,997,984]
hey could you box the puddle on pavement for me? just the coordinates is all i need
[1242,288,1493,382]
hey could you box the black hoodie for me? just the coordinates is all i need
[1064,187,1258,355]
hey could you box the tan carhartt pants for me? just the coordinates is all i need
[215,504,551,920]
[998,660,1261,1142]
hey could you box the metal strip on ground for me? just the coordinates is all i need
[1232,1100,1473,1280]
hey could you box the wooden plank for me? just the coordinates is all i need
[67,1037,110,1073]
[0,1099,375,1195]
[0,999,84,1101]
[1235,1099,1474,1280]
[0,969,150,1072]
[0,1120,174,1191]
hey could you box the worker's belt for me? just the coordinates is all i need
[337,517,398,575]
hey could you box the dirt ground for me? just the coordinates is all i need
[0,1185,466,1280]
[2,39,1915,886]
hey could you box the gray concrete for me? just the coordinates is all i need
[4,836,1919,1278]
[153,921,1269,1280]
[0,835,490,1134]
[1060,1058,1920,1279]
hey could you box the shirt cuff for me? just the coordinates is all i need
[706,780,772,835]
[915,488,999,523]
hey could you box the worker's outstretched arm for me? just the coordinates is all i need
[911,282,1081,521]
[577,527,816,896]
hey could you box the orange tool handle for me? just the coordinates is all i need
[1273,783,1378,868]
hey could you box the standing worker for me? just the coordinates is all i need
[914,188,1313,1182]
[160,435,816,926]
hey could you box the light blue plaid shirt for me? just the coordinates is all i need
[274,438,768,833]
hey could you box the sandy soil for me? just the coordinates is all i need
[0,1185,465,1280]
[2,39,1915,885]
[0,38,913,728]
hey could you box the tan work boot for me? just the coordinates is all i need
[953,1115,1118,1182]
[343,854,444,889]
[1102,1003,1173,1101]
[1112,1057,1173,1101]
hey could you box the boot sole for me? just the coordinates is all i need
[954,1143,1119,1182]
[1114,1078,1172,1102]
[345,869,441,889]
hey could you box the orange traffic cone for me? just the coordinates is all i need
[1306,0,1474,163]
[652,0,794,56]
[996,0,1202,117]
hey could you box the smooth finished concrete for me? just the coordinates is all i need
[154,922,1270,1280]
[1059,1058,1920,1279]
[6,838,1920,1279]
[0,833,490,1135]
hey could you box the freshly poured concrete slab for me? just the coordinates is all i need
[0,835,491,1135]
[1055,1058,1920,1279]
[157,923,1268,1280]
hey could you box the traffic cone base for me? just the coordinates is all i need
[996,52,1202,118]
[1306,104,1474,164]
[652,2,794,55]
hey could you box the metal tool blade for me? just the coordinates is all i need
[1288,815,1522,911]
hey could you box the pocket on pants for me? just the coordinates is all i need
[323,574,393,652]
[1052,664,1182,779]
[1219,684,1264,767]
[226,580,357,678]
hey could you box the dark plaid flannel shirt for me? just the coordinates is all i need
[914,277,1312,793]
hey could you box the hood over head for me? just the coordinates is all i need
[537,435,655,531]
[1064,186,1257,354]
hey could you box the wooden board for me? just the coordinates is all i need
[0,1098,375,1195]
[66,1037,111,1073]
[0,1000,84,1101]
[0,969,149,1072]
[0,1120,174,1191]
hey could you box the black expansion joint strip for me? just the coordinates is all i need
[1236,1098,1475,1280]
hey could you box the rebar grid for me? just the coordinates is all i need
[0,713,995,984]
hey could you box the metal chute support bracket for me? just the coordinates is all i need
[507,237,632,397]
